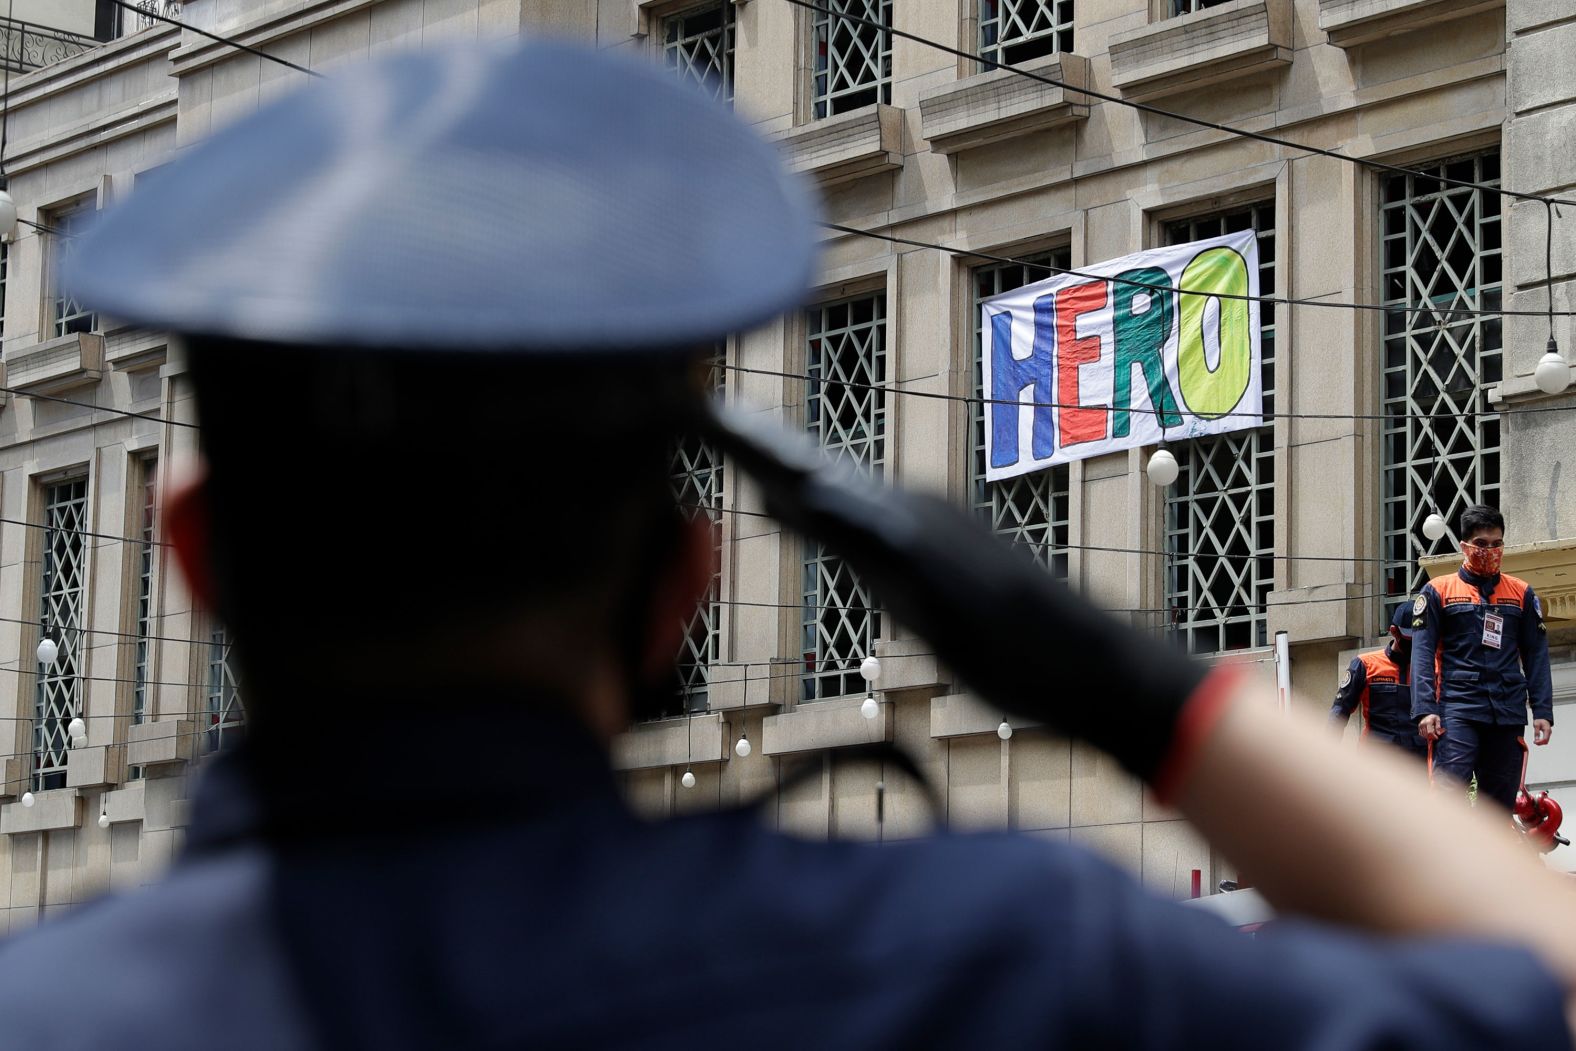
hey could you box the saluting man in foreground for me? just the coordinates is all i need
[0,41,1573,1050]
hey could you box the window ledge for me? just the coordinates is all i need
[1317,0,1502,49]
[1,789,81,835]
[67,744,126,789]
[773,104,905,187]
[930,691,1044,739]
[872,637,950,694]
[103,326,167,372]
[613,712,725,771]
[1265,581,1366,644]
[919,53,1089,155]
[126,718,194,770]
[4,331,104,396]
[762,696,891,756]
[1109,0,1292,103]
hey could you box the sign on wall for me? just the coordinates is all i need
[981,230,1263,482]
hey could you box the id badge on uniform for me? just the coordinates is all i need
[1483,610,1504,649]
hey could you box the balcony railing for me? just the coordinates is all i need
[0,17,100,74]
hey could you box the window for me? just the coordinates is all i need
[49,198,97,338]
[1170,0,1232,14]
[35,479,87,791]
[131,456,157,727]
[1380,151,1501,598]
[980,0,1073,68]
[669,349,725,714]
[1163,203,1276,654]
[114,1,181,38]
[664,2,735,105]
[812,0,892,119]
[973,251,1072,578]
[205,627,245,753]
[803,293,885,700]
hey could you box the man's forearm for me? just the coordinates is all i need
[1172,681,1576,991]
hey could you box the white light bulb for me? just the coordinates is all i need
[36,637,57,666]
[1147,448,1179,487]
[859,656,881,683]
[1422,513,1447,542]
[0,190,17,241]
[20,791,34,808]
[97,812,109,829]
[861,695,878,720]
[1534,350,1571,395]
[735,735,751,758]
[997,719,1013,741]
[71,734,86,751]
[67,717,85,740]
[680,770,696,789]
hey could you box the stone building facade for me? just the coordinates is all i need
[0,0,1571,935]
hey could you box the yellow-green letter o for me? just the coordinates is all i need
[1176,248,1252,420]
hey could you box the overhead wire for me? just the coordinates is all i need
[783,0,1576,208]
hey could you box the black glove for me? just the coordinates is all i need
[710,403,1220,789]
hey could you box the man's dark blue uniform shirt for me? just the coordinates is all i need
[0,708,1567,1049]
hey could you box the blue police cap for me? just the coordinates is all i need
[64,39,818,353]
[1390,601,1416,639]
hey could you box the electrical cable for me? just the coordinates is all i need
[785,0,1576,208]
[101,0,323,78]
[827,221,1570,319]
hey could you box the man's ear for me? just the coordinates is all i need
[641,515,716,681]
[163,466,218,613]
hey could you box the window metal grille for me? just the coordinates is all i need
[973,250,1073,578]
[1163,203,1276,653]
[132,456,157,726]
[812,0,891,120]
[34,479,87,791]
[669,350,725,713]
[1380,151,1501,599]
[803,294,885,700]
[980,0,1073,68]
[663,2,734,105]
[115,1,182,38]
[1170,0,1232,14]
[0,240,8,341]
[50,199,96,337]
[205,627,245,753]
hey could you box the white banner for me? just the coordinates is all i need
[981,230,1263,482]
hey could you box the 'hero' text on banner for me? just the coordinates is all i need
[981,230,1263,482]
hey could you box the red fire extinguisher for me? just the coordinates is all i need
[1513,737,1569,854]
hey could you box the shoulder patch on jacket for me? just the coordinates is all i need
[1413,594,1427,616]
[1340,668,1352,689]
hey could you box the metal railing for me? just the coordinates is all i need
[0,16,100,74]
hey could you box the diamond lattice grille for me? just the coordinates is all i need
[668,350,725,714]
[1380,151,1501,598]
[804,294,885,700]
[1164,204,1276,654]
[50,200,96,337]
[812,0,891,119]
[205,627,245,753]
[973,250,1072,577]
[1171,0,1232,13]
[980,0,1073,67]
[132,457,157,725]
[664,2,734,104]
[34,479,87,790]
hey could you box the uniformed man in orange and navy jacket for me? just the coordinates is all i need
[1411,504,1554,809]
[1330,603,1426,759]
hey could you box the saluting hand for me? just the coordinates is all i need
[1534,719,1553,746]
[1418,714,1444,741]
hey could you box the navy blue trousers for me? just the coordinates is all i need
[1432,717,1524,810]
